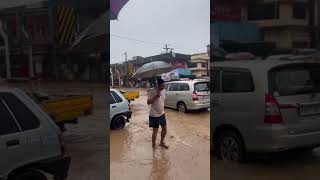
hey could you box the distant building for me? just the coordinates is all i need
[243,0,320,49]
[190,53,209,78]
[212,0,320,53]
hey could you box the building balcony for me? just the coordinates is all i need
[249,18,308,28]
[190,67,207,71]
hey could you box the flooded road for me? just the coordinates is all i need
[5,81,108,180]
[213,148,320,180]
[110,89,210,180]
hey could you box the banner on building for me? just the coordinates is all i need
[170,60,187,68]
[56,5,77,45]
[211,3,242,22]
[127,63,135,76]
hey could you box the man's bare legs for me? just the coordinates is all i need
[152,128,158,148]
[160,125,169,148]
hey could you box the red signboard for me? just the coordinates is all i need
[211,3,242,22]
[170,60,187,68]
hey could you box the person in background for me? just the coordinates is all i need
[147,78,169,149]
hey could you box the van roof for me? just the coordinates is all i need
[211,59,320,71]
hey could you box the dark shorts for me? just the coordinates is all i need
[149,114,166,128]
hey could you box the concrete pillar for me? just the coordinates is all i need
[0,21,11,79]
[28,45,34,78]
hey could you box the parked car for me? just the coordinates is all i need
[119,90,139,103]
[0,88,70,180]
[211,59,320,161]
[30,92,94,131]
[110,89,132,129]
[164,80,210,113]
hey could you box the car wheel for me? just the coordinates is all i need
[216,131,246,162]
[111,115,126,130]
[177,102,187,113]
[13,170,48,180]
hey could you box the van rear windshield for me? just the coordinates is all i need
[269,64,320,96]
[194,82,209,92]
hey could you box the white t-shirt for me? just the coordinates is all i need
[148,88,166,117]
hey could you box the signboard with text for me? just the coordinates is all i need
[211,3,242,22]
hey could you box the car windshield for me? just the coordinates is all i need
[270,64,320,96]
[194,82,209,92]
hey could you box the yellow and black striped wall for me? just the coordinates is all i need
[56,5,77,45]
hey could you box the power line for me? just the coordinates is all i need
[111,33,208,54]
[110,34,166,45]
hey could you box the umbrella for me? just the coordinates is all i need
[111,0,130,20]
[132,61,175,79]
[70,12,108,53]
[71,0,129,52]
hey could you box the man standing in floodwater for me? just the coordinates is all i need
[147,78,169,149]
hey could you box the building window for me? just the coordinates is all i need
[24,13,50,41]
[248,2,279,20]
[201,62,207,68]
[293,2,306,19]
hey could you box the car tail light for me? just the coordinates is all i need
[264,93,283,124]
[58,134,66,155]
[192,91,198,101]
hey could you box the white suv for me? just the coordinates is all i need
[110,89,132,129]
[164,80,210,113]
[0,88,70,180]
[212,58,320,161]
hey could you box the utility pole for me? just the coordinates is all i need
[164,44,173,53]
[124,52,128,87]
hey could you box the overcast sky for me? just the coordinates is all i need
[110,0,210,64]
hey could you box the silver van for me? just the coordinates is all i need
[165,80,210,113]
[212,58,320,161]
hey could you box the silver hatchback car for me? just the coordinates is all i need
[164,80,210,113]
[212,58,320,161]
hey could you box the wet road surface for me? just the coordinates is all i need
[5,81,108,180]
[110,88,210,180]
[213,146,320,180]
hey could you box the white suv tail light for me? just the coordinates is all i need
[192,91,198,101]
[264,93,283,124]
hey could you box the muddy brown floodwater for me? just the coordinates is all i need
[110,88,210,180]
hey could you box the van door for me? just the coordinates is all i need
[166,83,179,108]
[0,92,44,176]
[178,83,191,106]
[194,81,210,103]
[269,63,320,134]
[219,68,256,132]
[0,98,21,176]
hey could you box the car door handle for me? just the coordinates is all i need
[112,105,116,108]
[6,139,20,147]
